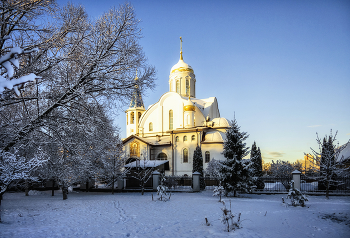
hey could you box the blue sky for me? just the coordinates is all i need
[57,0,350,162]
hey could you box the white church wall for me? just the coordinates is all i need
[201,143,225,171]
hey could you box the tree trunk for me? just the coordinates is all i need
[86,181,89,192]
[62,183,68,200]
[0,192,3,223]
[25,179,29,196]
[326,179,330,199]
[51,179,55,196]
[112,176,115,195]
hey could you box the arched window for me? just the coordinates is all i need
[149,122,153,131]
[138,112,142,121]
[183,135,187,141]
[157,152,167,160]
[186,79,189,96]
[169,110,173,130]
[191,135,195,141]
[175,136,179,142]
[176,80,180,93]
[183,148,188,163]
[205,151,210,163]
[126,114,128,125]
[130,112,134,124]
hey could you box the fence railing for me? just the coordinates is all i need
[122,174,350,194]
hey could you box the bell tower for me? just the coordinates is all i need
[126,70,145,137]
[169,37,196,98]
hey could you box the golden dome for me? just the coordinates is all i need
[184,98,195,111]
[170,59,194,74]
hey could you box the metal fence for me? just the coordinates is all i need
[163,176,192,191]
[299,175,350,194]
[123,174,350,194]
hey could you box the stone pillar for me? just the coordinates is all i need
[292,170,302,191]
[192,172,200,192]
[152,171,160,191]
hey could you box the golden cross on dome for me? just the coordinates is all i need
[180,36,183,60]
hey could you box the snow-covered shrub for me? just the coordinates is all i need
[286,180,308,207]
[213,184,225,202]
[157,184,170,201]
[220,200,241,232]
[156,174,171,201]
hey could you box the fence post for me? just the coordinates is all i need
[292,170,301,190]
[152,171,160,192]
[192,172,200,192]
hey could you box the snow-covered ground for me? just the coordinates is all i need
[1,190,349,238]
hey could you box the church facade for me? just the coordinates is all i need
[122,44,230,176]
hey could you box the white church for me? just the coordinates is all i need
[122,40,230,176]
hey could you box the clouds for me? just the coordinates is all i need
[263,151,285,160]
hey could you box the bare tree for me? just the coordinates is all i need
[1,2,155,200]
[1,3,155,154]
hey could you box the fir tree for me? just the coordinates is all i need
[250,142,263,177]
[192,145,206,190]
[310,130,346,198]
[218,119,252,196]
[250,142,264,189]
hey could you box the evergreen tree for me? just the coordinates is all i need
[250,142,263,177]
[309,130,348,199]
[218,119,252,196]
[249,141,264,189]
[192,145,205,190]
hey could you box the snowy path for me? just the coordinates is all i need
[0,191,349,238]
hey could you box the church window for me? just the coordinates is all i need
[169,110,173,130]
[183,148,188,163]
[205,151,210,163]
[176,80,180,93]
[183,135,187,141]
[157,152,167,160]
[130,112,134,124]
[186,79,189,96]
[149,122,153,131]
[126,114,128,125]
[191,135,195,141]
[175,136,179,142]
[130,142,139,157]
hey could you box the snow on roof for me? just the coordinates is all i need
[203,130,226,143]
[337,142,350,163]
[212,117,230,127]
[191,97,215,116]
[124,160,168,168]
[123,135,171,146]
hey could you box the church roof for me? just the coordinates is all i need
[170,58,194,74]
[202,130,226,143]
[123,134,171,146]
[337,142,350,163]
[129,88,144,108]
